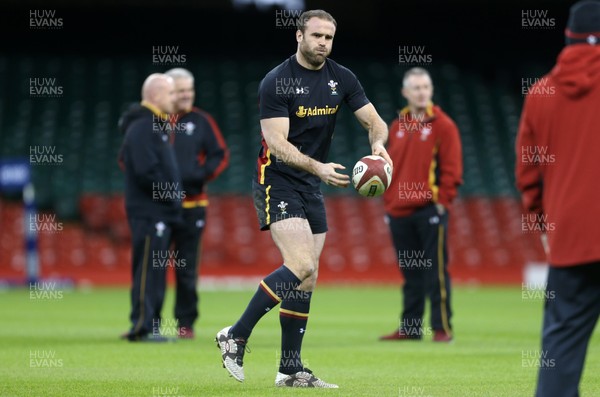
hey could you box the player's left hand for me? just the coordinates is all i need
[372,143,393,168]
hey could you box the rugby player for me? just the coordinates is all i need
[216,9,392,388]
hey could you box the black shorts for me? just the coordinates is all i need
[252,180,328,234]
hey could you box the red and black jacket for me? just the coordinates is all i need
[383,103,463,217]
[170,107,228,208]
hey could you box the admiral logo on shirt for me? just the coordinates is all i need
[295,105,339,118]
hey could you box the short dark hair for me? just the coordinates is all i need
[297,10,337,33]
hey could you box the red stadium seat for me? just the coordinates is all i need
[107,195,130,242]
[79,194,109,231]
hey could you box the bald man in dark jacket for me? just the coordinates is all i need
[119,73,183,342]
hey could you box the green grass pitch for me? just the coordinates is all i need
[1,285,599,396]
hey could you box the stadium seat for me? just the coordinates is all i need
[79,194,109,231]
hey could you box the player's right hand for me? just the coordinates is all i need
[317,163,350,188]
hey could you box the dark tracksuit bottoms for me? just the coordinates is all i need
[388,204,452,336]
[535,262,600,397]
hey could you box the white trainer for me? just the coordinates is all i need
[215,326,248,382]
[275,368,339,388]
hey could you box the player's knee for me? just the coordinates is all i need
[296,261,316,280]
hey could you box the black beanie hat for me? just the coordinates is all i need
[565,0,600,45]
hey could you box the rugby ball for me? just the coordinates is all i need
[352,155,392,197]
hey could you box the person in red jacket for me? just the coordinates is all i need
[379,67,462,343]
[515,1,600,396]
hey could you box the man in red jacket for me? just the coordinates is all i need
[380,67,462,342]
[516,1,600,396]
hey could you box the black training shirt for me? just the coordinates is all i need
[256,54,370,192]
